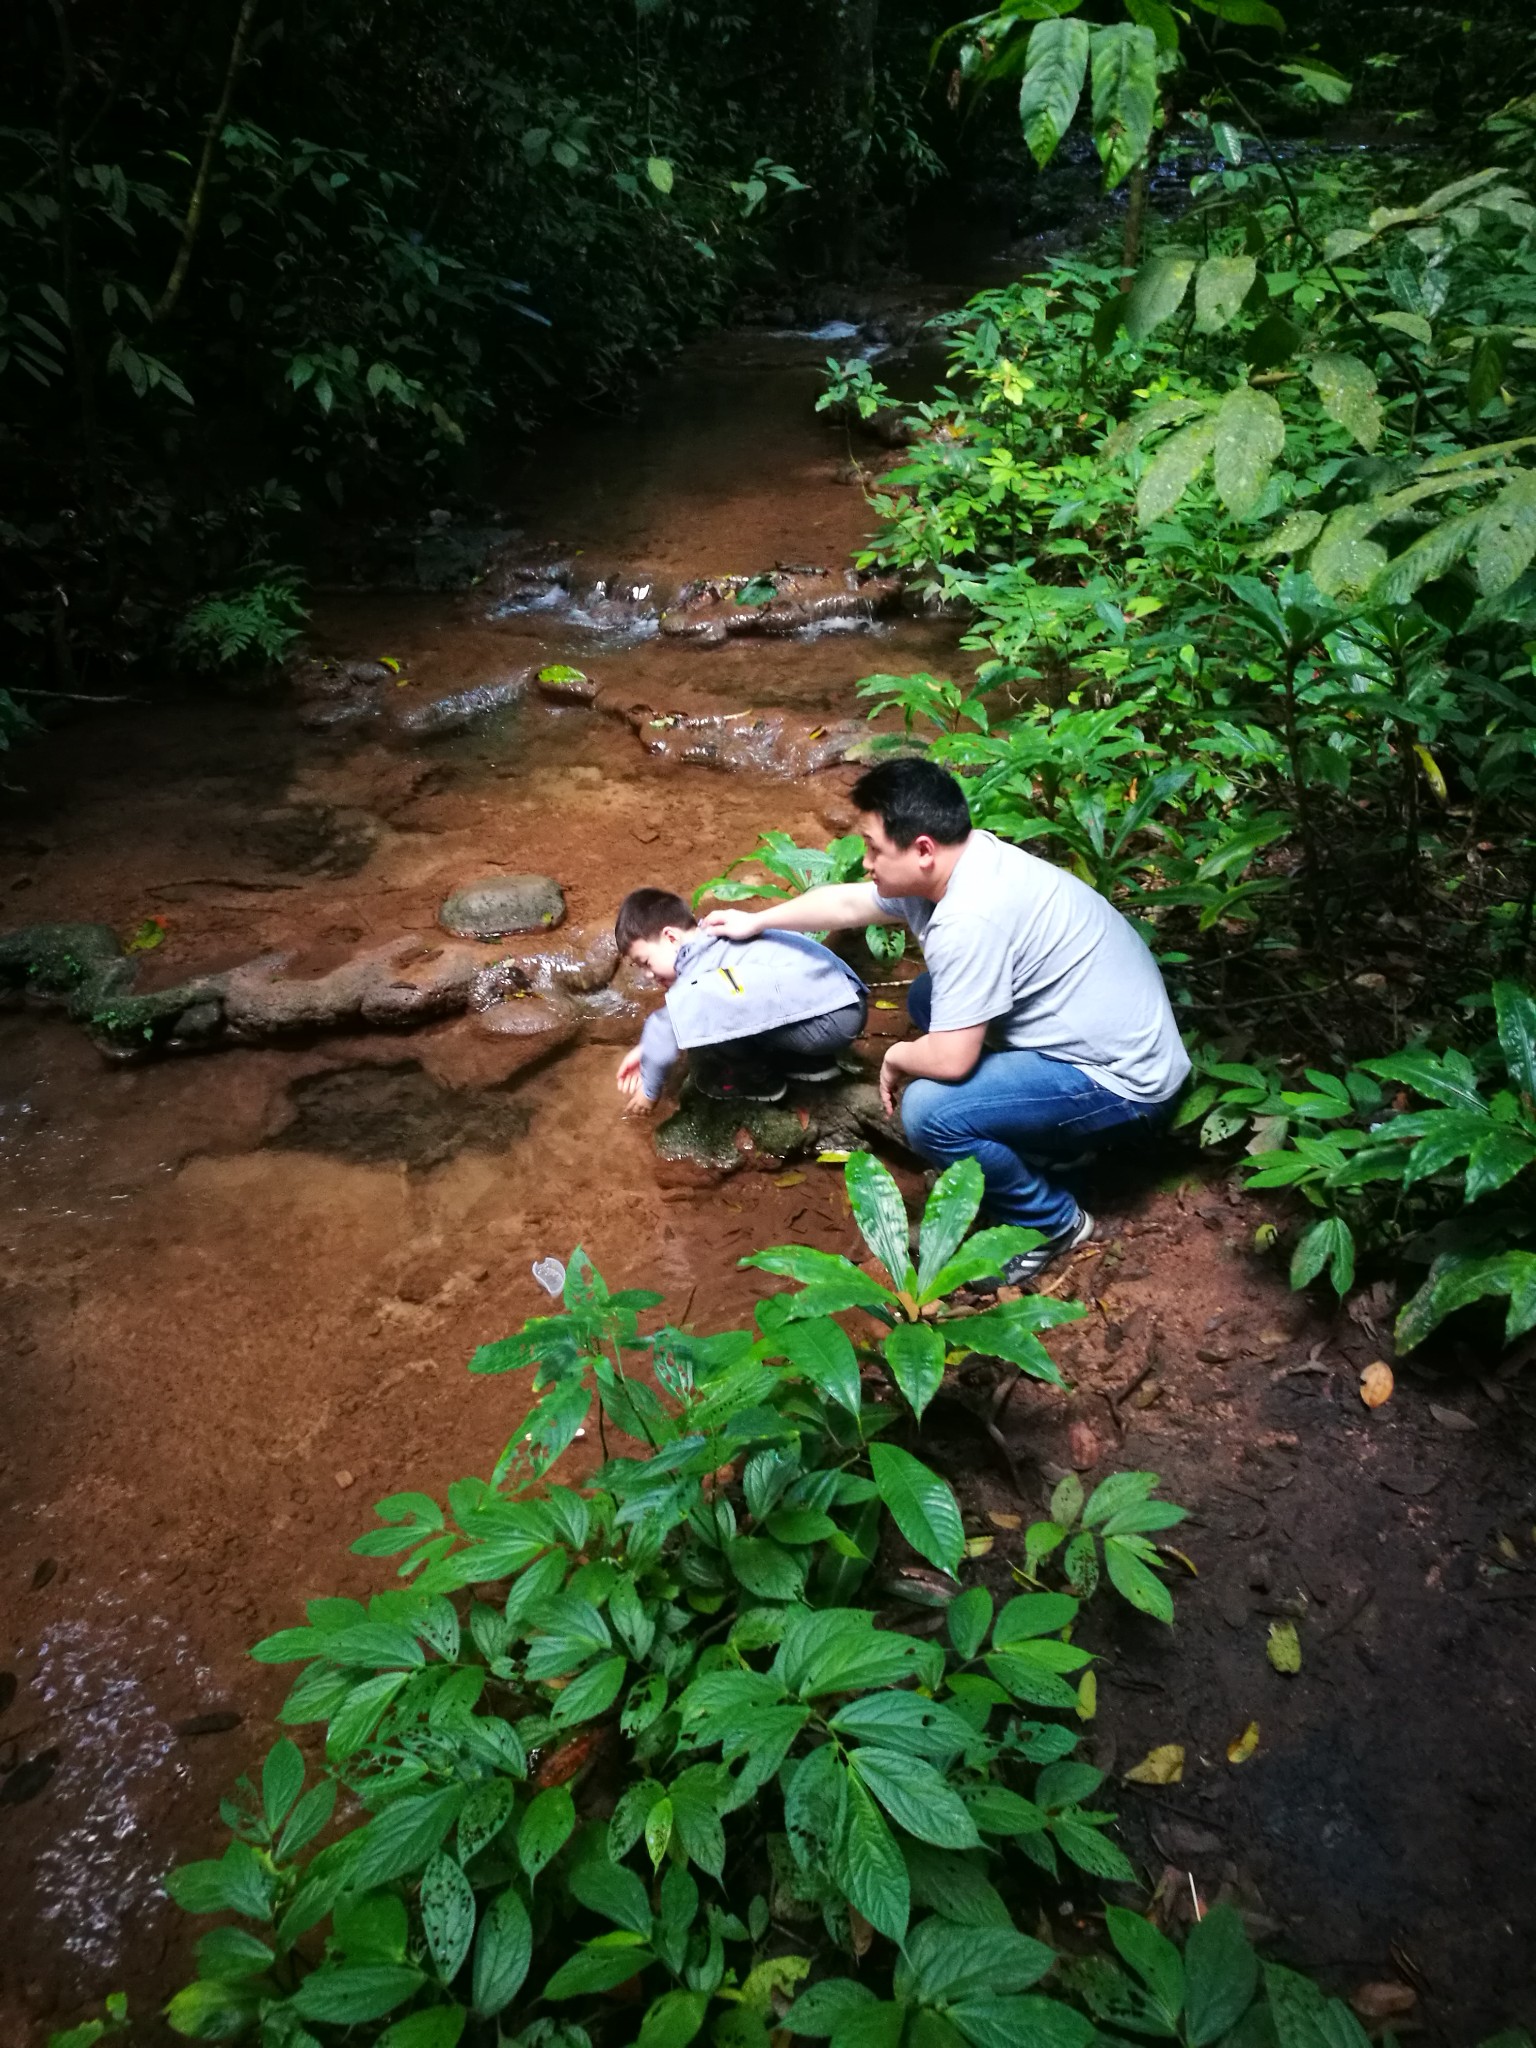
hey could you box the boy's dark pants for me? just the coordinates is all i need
[693,996,867,1080]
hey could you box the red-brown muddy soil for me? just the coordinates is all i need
[2,313,1534,2044]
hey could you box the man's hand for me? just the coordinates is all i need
[616,1045,654,1113]
[879,1042,910,1117]
[698,907,762,941]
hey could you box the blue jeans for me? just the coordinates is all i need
[898,974,1170,1237]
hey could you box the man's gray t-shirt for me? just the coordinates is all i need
[875,830,1189,1104]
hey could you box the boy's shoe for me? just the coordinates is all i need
[781,1058,842,1084]
[692,1057,787,1104]
[1002,1207,1096,1286]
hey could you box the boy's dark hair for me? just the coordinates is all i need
[849,758,972,848]
[615,887,697,951]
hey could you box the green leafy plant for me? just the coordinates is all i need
[745,1153,1087,1430]
[47,1996,130,2048]
[172,576,308,671]
[160,1226,1167,2044]
[1021,1470,1187,1626]
[693,832,905,965]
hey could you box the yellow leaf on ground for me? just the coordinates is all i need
[873,1000,898,1010]
[1076,1670,1097,1722]
[1360,1361,1394,1408]
[1413,744,1447,802]
[773,1171,806,1188]
[1227,1721,1261,1765]
[816,1150,852,1164]
[1267,1621,1302,1674]
[1161,1546,1200,1577]
[964,1535,994,1558]
[1124,1743,1184,1784]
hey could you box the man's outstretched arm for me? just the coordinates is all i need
[700,882,899,938]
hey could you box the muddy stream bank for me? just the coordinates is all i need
[3,283,1536,2042]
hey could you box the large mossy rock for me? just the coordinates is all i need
[655,1073,903,1178]
[439,875,565,939]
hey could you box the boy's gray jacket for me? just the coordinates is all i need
[665,930,865,1048]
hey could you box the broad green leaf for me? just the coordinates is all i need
[1089,23,1158,191]
[1125,254,1198,343]
[774,1317,862,1419]
[1396,1249,1536,1351]
[920,1227,1046,1303]
[784,1980,879,2037]
[1103,1537,1174,1624]
[545,1940,656,1999]
[1063,1956,1175,2035]
[1082,1471,1156,1527]
[1277,57,1351,102]
[573,1859,655,1933]
[744,1245,896,1314]
[884,1322,946,1420]
[947,1585,993,1661]
[458,1780,517,1866]
[260,1739,304,1833]
[1472,471,1536,596]
[1105,1907,1183,2023]
[518,1783,576,1878]
[1137,417,1216,525]
[1309,504,1388,600]
[196,1926,276,1979]
[964,1785,1048,1837]
[1052,1816,1138,1883]
[829,1692,977,1764]
[950,1301,1076,1384]
[1195,255,1257,334]
[851,1747,982,1848]
[291,1966,425,2024]
[1464,1129,1536,1203]
[902,1918,1056,2003]
[1307,353,1381,451]
[870,1443,964,1578]
[1367,507,1486,604]
[993,1592,1079,1644]
[1183,1903,1259,2046]
[1264,1964,1371,2048]
[379,2011,466,2048]
[846,1151,916,1291]
[985,1650,1082,1712]
[1494,980,1536,1103]
[1290,1215,1355,1295]
[164,1843,274,1922]
[1213,384,1286,519]
[917,1157,987,1291]
[726,1536,807,1602]
[327,1671,409,1763]
[1018,17,1090,169]
[647,156,674,195]
[420,1851,477,1982]
[353,1787,464,1893]
[1374,309,1432,345]
[949,1997,1096,2048]
[785,1741,848,1872]
[639,1990,710,2048]
[164,1980,262,2037]
[839,1773,910,1941]
[1468,332,1515,421]
[551,1653,627,1728]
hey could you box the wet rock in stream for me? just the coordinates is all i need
[622,704,867,775]
[290,658,531,738]
[655,1072,903,1179]
[0,916,631,1071]
[440,875,566,939]
[659,566,901,644]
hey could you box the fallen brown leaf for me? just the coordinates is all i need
[1124,1743,1184,1785]
[1359,1361,1394,1408]
[1350,1982,1417,2023]
[1429,1402,1476,1432]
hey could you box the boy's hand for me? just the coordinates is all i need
[616,1046,654,1113]
[699,907,761,941]
[879,1043,909,1117]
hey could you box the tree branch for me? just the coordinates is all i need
[151,0,260,325]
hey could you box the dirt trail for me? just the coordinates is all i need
[2,309,1535,2044]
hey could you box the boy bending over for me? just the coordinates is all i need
[614,887,867,1109]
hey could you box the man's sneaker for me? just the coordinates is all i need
[781,1058,841,1084]
[1002,1207,1096,1286]
[692,1058,787,1104]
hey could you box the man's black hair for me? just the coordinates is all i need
[849,757,972,848]
[615,887,697,951]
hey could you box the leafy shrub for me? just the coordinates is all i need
[158,1159,1194,2043]
[173,577,308,672]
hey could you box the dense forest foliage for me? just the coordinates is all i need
[2,0,967,719]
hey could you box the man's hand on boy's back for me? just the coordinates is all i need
[615,1045,653,1113]
[698,907,762,940]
